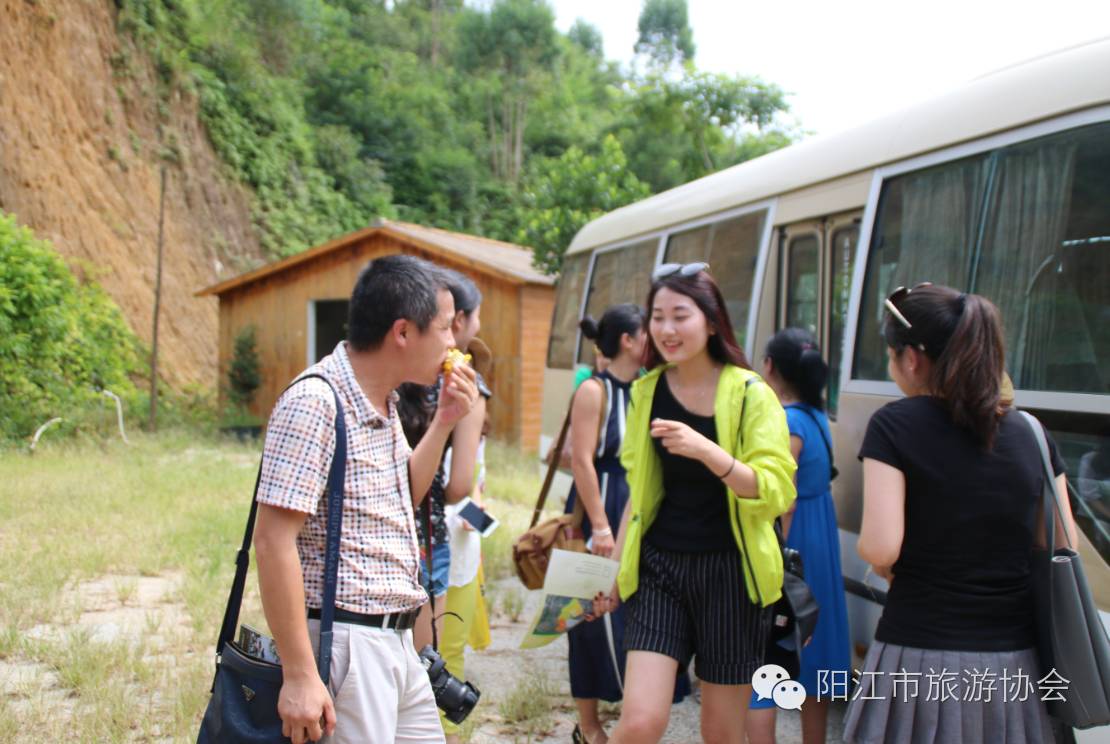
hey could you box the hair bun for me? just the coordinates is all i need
[579,316,600,340]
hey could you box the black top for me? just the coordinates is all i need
[859,396,1066,651]
[645,374,735,552]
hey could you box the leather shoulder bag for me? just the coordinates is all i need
[512,378,608,590]
[1022,410,1110,729]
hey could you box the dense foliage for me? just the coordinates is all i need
[114,0,797,270]
[0,213,145,441]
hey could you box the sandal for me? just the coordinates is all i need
[572,724,586,744]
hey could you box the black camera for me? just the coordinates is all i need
[418,644,480,724]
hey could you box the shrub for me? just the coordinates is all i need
[0,213,145,442]
[226,325,261,409]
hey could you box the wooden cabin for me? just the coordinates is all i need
[196,220,555,451]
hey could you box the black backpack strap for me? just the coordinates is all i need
[214,372,347,686]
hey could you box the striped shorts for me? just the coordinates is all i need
[625,541,772,685]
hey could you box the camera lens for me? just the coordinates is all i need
[419,645,481,724]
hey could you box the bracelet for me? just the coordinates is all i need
[716,458,736,480]
[592,526,612,537]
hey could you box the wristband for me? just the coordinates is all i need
[716,458,736,480]
[592,526,612,537]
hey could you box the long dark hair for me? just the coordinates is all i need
[580,303,645,359]
[765,328,828,410]
[883,284,1006,448]
[643,271,750,371]
[396,382,436,447]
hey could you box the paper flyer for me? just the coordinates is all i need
[520,549,619,649]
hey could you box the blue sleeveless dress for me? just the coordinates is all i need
[564,370,632,701]
[751,403,851,708]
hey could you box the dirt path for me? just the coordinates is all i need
[462,578,846,743]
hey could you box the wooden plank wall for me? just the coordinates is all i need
[518,284,554,452]
[214,234,552,448]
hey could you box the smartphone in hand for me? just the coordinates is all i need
[456,497,499,537]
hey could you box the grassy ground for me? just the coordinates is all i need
[0,431,547,742]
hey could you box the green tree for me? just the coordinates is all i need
[517,135,650,274]
[635,0,696,67]
[568,18,604,58]
[455,0,561,183]
[615,71,792,192]
[227,325,262,410]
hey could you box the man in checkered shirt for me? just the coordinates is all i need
[254,255,479,744]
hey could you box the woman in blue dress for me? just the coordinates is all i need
[747,327,851,744]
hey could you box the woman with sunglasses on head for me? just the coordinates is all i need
[844,283,1079,744]
[594,263,797,744]
[747,328,851,744]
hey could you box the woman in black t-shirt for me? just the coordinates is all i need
[844,283,1079,744]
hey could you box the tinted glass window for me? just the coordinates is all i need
[785,234,819,336]
[854,121,1110,393]
[707,211,767,350]
[853,153,991,380]
[1043,412,1110,570]
[665,225,711,264]
[827,225,858,417]
[577,240,657,364]
[547,253,590,369]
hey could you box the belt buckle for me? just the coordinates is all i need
[383,613,397,630]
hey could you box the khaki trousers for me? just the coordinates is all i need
[308,619,445,743]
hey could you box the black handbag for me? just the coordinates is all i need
[768,522,820,675]
[197,374,347,744]
[1022,411,1110,729]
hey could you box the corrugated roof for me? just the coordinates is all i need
[196,219,553,297]
[568,36,1110,254]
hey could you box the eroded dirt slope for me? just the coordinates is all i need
[0,0,263,387]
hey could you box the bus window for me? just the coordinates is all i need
[546,253,590,369]
[827,225,858,417]
[853,152,993,381]
[785,233,819,335]
[975,121,1110,394]
[576,239,657,365]
[854,120,1110,392]
[707,210,767,350]
[665,225,711,263]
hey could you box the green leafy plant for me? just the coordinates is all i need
[226,325,261,410]
[0,213,144,443]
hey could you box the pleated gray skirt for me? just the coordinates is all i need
[843,641,1056,744]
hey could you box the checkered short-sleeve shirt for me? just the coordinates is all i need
[256,342,426,614]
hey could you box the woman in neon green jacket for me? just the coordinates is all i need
[595,262,796,744]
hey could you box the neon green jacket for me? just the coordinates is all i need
[617,364,797,607]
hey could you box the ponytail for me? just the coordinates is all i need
[765,327,828,410]
[930,294,1005,448]
[580,303,645,360]
[886,286,1005,448]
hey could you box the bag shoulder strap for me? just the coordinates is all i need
[528,377,608,529]
[787,403,836,480]
[733,377,766,606]
[531,403,571,529]
[215,372,347,685]
[1020,410,1069,554]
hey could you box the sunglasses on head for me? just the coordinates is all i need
[652,262,709,281]
[884,282,932,330]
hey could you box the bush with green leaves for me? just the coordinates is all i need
[226,325,261,411]
[0,213,145,442]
